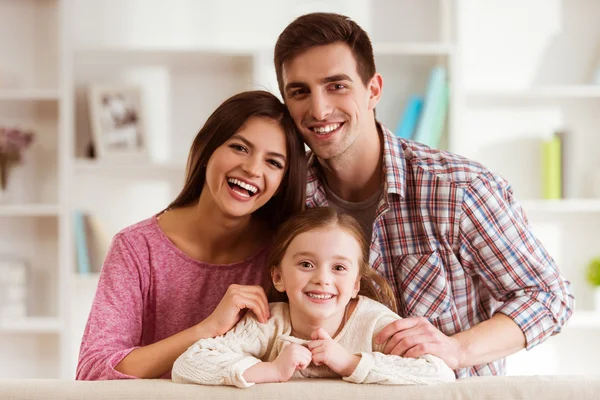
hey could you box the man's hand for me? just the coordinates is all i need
[308,328,360,377]
[375,317,461,370]
[272,343,312,382]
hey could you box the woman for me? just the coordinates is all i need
[76,91,307,380]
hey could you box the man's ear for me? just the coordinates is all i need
[367,73,383,111]
[271,267,286,292]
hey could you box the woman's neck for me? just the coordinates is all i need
[159,194,266,264]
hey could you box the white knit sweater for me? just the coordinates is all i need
[172,296,456,388]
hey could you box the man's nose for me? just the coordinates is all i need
[310,92,332,121]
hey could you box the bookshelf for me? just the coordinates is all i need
[1,0,599,380]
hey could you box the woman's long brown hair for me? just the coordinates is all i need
[266,207,397,313]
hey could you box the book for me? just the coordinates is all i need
[541,134,562,199]
[413,66,448,148]
[395,95,423,139]
[73,211,91,274]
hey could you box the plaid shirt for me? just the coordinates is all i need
[305,124,574,378]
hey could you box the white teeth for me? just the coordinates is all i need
[306,293,334,300]
[227,178,258,194]
[312,123,341,134]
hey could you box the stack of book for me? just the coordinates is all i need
[394,66,449,149]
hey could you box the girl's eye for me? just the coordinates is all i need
[333,264,346,271]
[268,159,284,169]
[300,261,313,269]
[229,143,247,153]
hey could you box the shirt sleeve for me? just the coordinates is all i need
[458,174,574,349]
[343,305,455,385]
[344,353,456,385]
[171,311,274,388]
[75,234,146,380]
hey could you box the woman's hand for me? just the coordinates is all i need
[272,343,312,382]
[201,284,270,337]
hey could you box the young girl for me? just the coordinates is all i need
[76,91,307,380]
[172,207,456,387]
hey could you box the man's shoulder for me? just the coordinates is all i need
[389,135,499,186]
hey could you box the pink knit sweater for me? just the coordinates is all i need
[75,216,269,380]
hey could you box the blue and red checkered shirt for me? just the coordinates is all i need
[305,124,574,378]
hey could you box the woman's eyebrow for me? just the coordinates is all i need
[231,134,287,161]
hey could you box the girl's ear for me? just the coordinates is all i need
[271,267,286,292]
[352,278,361,298]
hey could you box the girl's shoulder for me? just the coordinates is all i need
[349,296,401,329]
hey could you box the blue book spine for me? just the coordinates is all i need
[413,66,447,147]
[74,211,91,275]
[395,95,424,139]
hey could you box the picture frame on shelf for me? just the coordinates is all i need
[87,84,148,160]
[0,257,28,322]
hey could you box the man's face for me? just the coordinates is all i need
[281,43,381,161]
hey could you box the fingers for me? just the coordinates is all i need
[227,285,270,323]
[389,333,431,356]
[375,317,420,345]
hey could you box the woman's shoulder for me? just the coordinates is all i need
[111,215,167,252]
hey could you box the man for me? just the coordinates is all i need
[273,12,573,378]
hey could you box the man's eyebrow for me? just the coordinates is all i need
[230,134,287,161]
[284,74,353,93]
[320,74,353,84]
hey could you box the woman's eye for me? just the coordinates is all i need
[268,159,284,169]
[229,143,247,152]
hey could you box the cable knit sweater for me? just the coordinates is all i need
[172,296,456,387]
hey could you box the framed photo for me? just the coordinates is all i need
[88,84,148,160]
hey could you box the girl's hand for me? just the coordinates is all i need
[201,284,270,337]
[308,328,361,377]
[272,343,312,382]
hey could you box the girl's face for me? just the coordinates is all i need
[272,226,362,326]
[203,117,288,219]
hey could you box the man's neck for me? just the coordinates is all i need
[318,122,383,203]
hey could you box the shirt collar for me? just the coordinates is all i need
[306,123,406,205]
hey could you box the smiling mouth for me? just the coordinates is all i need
[305,292,335,300]
[309,122,344,135]
[227,178,259,198]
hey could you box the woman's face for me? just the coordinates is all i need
[203,116,288,219]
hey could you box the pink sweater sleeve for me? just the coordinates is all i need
[76,234,146,380]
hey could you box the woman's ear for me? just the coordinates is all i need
[271,267,286,292]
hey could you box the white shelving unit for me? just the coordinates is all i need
[1,0,599,380]
[455,0,600,376]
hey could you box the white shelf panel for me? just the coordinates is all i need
[0,90,60,101]
[520,199,600,213]
[0,204,60,217]
[373,42,454,56]
[567,311,600,329]
[465,86,600,100]
[0,317,63,334]
[74,160,186,175]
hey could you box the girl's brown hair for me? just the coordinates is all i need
[266,207,397,313]
[166,90,307,229]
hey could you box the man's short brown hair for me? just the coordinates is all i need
[274,12,376,98]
